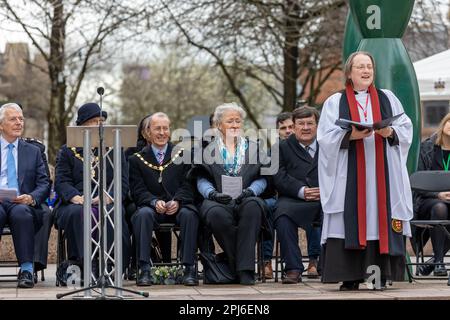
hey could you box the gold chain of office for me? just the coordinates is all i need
[135,148,184,183]
[71,147,99,178]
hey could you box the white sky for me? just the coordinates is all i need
[0,0,448,122]
[0,19,33,52]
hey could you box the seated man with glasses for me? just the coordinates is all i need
[0,103,50,288]
[128,112,199,286]
[273,106,322,284]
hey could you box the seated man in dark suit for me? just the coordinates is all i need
[0,102,50,288]
[124,114,174,280]
[273,106,322,284]
[54,103,131,278]
[15,103,53,276]
[128,112,199,286]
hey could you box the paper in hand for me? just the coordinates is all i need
[335,112,404,131]
[0,188,18,201]
[221,175,243,199]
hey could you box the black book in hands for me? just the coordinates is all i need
[335,112,404,131]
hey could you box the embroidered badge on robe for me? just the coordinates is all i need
[391,219,402,233]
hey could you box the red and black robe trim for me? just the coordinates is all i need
[338,84,405,256]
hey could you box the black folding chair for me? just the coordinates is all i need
[407,171,450,285]
[0,225,19,282]
[0,225,46,284]
[55,222,67,286]
[256,230,266,283]
[134,223,186,285]
[273,229,313,283]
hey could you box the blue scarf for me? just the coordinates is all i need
[216,136,248,176]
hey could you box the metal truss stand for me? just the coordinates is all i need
[57,94,145,300]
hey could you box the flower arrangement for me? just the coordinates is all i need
[150,266,184,285]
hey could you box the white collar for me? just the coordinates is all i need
[299,139,317,152]
[0,136,18,149]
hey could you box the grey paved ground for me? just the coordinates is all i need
[1,264,450,300]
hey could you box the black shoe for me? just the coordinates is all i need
[182,266,199,286]
[18,270,34,288]
[433,264,447,276]
[339,281,359,291]
[137,270,152,286]
[418,257,435,276]
[239,271,255,285]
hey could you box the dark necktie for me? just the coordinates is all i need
[305,145,313,158]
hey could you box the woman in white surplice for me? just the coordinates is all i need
[317,51,413,291]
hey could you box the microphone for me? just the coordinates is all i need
[97,87,105,96]
[97,87,104,123]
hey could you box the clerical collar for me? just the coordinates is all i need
[354,89,368,95]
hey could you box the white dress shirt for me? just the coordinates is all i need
[0,136,19,189]
[297,139,317,199]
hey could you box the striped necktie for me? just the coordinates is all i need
[157,151,165,165]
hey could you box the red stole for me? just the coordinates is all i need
[345,83,389,254]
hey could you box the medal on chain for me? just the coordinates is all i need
[71,147,99,179]
[135,148,184,184]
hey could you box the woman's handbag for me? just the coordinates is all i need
[199,251,237,284]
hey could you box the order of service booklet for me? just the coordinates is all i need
[335,112,404,131]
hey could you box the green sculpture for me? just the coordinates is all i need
[343,12,363,63]
[346,0,421,173]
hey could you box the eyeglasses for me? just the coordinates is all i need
[353,64,373,71]
[296,121,316,127]
[151,126,170,132]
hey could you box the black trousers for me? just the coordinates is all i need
[57,203,131,267]
[34,205,54,270]
[202,198,262,273]
[131,206,199,266]
[125,200,173,265]
[0,202,35,264]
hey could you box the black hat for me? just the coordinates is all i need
[76,102,107,126]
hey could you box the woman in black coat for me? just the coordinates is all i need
[194,102,269,285]
[414,112,450,276]
[55,103,131,274]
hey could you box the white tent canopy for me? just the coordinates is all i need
[413,49,450,100]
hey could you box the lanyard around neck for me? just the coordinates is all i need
[442,149,450,171]
[356,94,370,122]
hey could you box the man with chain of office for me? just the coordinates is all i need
[54,103,131,280]
[128,112,199,286]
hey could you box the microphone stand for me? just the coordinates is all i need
[57,88,148,299]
